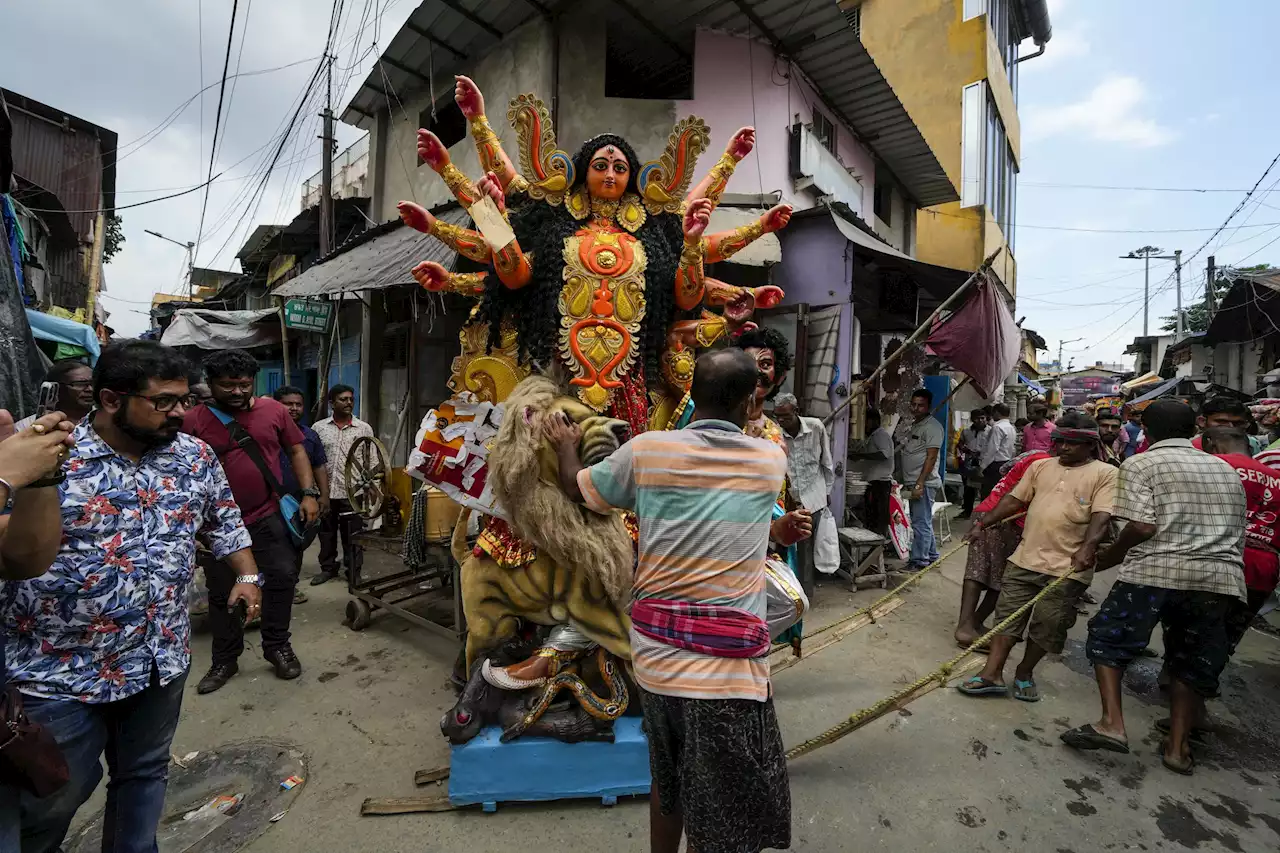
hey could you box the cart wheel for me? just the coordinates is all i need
[347,599,373,631]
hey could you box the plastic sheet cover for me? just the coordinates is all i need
[0,213,45,417]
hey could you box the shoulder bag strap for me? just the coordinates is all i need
[208,407,288,500]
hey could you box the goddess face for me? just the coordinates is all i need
[586,145,630,201]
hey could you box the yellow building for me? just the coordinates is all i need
[851,0,1051,296]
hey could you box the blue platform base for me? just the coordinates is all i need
[448,717,651,812]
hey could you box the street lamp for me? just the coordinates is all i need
[145,230,196,299]
[1120,246,1163,337]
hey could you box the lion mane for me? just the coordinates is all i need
[487,375,635,606]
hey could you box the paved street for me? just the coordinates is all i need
[69,525,1280,852]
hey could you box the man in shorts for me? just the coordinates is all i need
[957,415,1116,702]
[547,349,805,853]
[1062,399,1246,775]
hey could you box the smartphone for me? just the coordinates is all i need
[35,381,59,419]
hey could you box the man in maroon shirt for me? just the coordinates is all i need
[184,350,320,693]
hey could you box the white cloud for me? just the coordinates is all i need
[1024,75,1175,148]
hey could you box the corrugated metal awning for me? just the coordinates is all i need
[273,208,470,298]
[828,209,970,300]
[344,0,957,207]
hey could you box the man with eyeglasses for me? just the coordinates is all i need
[0,340,261,852]
[183,350,319,694]
[14,360,95,431]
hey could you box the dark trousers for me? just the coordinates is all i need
[319,498,364,576]
[980,461,1005,498]
[863,480,891,537]
[962,484,979,514]
[207,513,300,664]
[0,667,186,853]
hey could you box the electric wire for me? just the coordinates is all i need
[193,0,242,269]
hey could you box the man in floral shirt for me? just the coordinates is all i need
[0,340,261,853]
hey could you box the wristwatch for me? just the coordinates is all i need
[301,487,321,499]
[0,477,14,512]
[236,574,261,585]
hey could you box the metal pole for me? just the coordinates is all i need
[320,54,335,256]
[1174,249,1183,340]
[823,249,1001,426]
[1206,255,1217,318]
[1143,252,1150,336]
[278,297,291,384]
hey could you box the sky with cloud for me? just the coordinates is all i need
[1014,0,1280,369]
[4,0,1279,356]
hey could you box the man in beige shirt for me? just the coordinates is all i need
[958,414,1117,702]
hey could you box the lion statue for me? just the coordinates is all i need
[451,375,635,670]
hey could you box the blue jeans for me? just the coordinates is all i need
[908,486,938,567]
[0,667,187,853]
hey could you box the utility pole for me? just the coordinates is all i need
[1147,249,1184,339]
[145,230,196,298]
[1173,249,1183,340]
[319,53,335,256]
[1058,337,1083,373]
[1206,255,1217,318]
[1121,246,1164,336]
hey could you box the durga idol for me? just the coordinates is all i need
[397,75,793,435]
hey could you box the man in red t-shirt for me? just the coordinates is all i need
[1202,427,1280,652]
[184,350,320,693]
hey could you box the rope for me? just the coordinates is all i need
[786,561,1076,761]
[797,511,1027,645]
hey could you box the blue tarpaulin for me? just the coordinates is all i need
[1129,375,1181,405]
[1017,373,1047,395]
[26,309,101,365]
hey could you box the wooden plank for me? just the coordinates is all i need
[414,766,450,786]
[361,795,456,816]
[769,596,905,674]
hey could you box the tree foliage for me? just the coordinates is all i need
[1161,263,1273,334]
[102,215,125,264]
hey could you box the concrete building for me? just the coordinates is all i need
[302,134,370,210]
[2,88,117,319]
[854,0,1051,298]
[277,0,1049,520]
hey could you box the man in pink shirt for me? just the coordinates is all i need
[1022,403,1054,453]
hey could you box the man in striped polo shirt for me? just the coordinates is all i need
[548,348,808,853]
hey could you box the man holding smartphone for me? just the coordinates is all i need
[0,340,261,853]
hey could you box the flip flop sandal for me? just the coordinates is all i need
[1160,740,1195,776]
[1060,723,1130,754]
[957,676,1008,696]
[1154,718,1210,743]
[1013,678,1040,702]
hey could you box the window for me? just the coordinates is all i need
[874,182,892,226]
[417,100,466,164]
[843,4,861,40]
[982,92,1018,244]
[811,110,836,154]
[960,82,1019,245]
[604,18,693,99]
[960,82,984,207]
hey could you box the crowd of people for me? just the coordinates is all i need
[0,341,377,851]
[952,394,1276,777]
[2,333,1275,851]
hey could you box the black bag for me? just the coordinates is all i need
[0,686,70,798]
[210,407,319,550]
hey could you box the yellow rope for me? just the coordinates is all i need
[799,512,1027,645]
[785,566,1076,761]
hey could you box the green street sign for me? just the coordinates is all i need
[283,298,333,332]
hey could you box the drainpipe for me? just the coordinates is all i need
[1015,44,1046,63]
